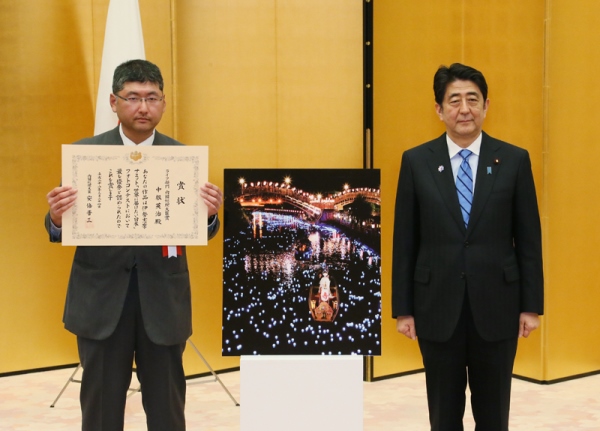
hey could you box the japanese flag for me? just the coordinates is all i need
[94,0,145,135]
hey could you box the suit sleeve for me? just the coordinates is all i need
[207,214,220,241]
[44,212,62,243]
[513,150,544,314]
[392,151,419,317]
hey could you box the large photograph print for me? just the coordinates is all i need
[222,169,381,356]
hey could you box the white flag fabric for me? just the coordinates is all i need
[94,0,146,135]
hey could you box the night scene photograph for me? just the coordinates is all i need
[222,169,381,356]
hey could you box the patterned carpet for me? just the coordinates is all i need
[1,367,599,430]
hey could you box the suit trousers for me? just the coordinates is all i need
[417,296,518,431]
[77,267,187,431]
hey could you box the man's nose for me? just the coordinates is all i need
[137,99,150,111]
[459,99,470,113]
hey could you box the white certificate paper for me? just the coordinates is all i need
[62,144,209,246]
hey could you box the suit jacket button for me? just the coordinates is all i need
[464,241,469,247]
[460,272,466,279]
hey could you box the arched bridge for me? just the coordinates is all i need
[236,181,322,221]
[332,188,381,211]
[235,181,381,221]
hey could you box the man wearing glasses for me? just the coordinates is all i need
[44,59,222,431]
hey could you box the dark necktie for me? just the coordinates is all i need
[456,149,473,228]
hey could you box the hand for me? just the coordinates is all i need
[200,182,222,217]
[46,185,78,227]
[519,312,540,338]
[396,315,416,340]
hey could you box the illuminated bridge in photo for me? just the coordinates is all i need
[235,179,381,222]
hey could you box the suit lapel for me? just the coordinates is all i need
[153,131,164,145]
[101,127,167,146]
[468,132,501,233]
[153,131,169,145]
[95,127,124,145]
[426,134,466,232]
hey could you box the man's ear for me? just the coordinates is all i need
[483,98,490,118]
[435,103,443,120]
[109,94,118,113]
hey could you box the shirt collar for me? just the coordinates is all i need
[119,124,155,146]
[446,133,482,159]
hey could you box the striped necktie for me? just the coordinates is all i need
[456,149,473,227]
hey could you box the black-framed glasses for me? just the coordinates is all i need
[113,94,164,106]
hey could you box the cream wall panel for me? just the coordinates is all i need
[175,1,363,374]
[373,0,546,380]
[13,0,590,384]
[0,0,95,373]
[373,0,463,378]
[175,0,278,374]
[0,0,173,374]
[175,1,278,169]
[544,0,600,380]
[462,0,546,381]
[0,0,363,375]
[275,1,363,168]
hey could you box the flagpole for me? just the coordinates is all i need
[170,0,178,140]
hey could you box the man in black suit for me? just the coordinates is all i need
[392,63,544,431]
[45,59,222,431]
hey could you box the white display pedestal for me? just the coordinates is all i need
[240,355,363,431]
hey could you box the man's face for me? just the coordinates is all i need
[435,79,489,147]
[110,81,166,143]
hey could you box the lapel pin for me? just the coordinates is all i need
[494,158,500,165]
[438,165,444,172]
[487,167,492,175]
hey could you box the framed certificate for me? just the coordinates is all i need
[61,144,209,246]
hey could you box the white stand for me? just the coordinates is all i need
[240,355,363,431]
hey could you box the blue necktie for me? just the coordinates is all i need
[456,149,473,228]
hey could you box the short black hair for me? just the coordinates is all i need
[112,59,164,94]
[433,63,488,105]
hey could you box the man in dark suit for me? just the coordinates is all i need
[45,60,222,431]
[392,63,544,431]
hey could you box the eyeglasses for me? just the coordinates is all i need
[113,94,164,106]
